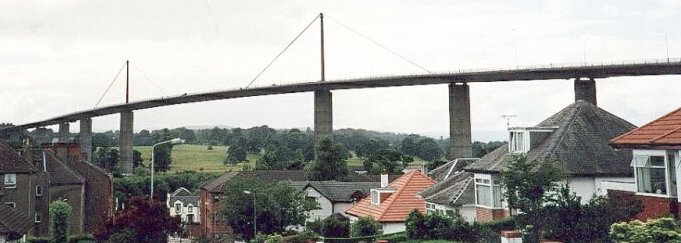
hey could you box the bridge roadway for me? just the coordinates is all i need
[5,61,681,131]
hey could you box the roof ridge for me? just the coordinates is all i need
[46,151,85,183]
[612,106,681,143]
[544,104,584,166]
[651,125,681,143]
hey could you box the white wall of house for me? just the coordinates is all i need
[169,200,199,224]
[305,187,333,221]
[427,202,476,223]
[567,177,634,202]
[382,222,405,234]
[333,202,354,216]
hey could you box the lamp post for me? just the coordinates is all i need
[150,138,184,202]
[243,190,256,238]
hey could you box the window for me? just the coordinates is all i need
[4,173,16,189]
[35,212,41,223]
[175,203,182,214]
[36,185,43,197]
[4,202,15,208]
[632,153,677,196]
[371,190,379,205]
[509,131,526,153]
[426,203,436,213]
[475,175,503,208]
[188,205,193,213]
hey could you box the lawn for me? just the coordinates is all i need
[135,144,259,173]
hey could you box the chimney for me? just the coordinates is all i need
[381,174,389,188]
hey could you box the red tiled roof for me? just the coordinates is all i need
[345,171,436,222]
[611,106,681,148]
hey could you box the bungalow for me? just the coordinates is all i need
[167,187,200,224]
[418,158,479,222]
[345,171,436,234]
[291,181,380,221]
[610,106,681,219]
[465,101,636,222]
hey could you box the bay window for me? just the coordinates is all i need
[632,152,677,197]
[475,174,503,208]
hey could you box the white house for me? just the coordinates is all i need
[292,181,380,222]
[419,158,480,222]
[167,187,200,224]
[465,101,636,222]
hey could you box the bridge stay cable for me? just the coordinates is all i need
[93,61,127,108]
[131,63,167,96]
[244,14,321,89]
[326,15,433,74]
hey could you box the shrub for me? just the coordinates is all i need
[26,238,50,243]
[351,216,380,237]
[49,199,72,243]
[610,217,681,242]
[321,214,350,238]
[306,219,322,234]
[68,234,96,243]
[405,210,427,239]
[285,230,319,243]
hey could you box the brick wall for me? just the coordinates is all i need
[608,189,678,221]
[476,207,510,222]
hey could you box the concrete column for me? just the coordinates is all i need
[314,90,333,143]
[574,78,597,105]
[448,83,472,159]
[58,122,70,143]
[119,110,134,175]
[79,118,93,162]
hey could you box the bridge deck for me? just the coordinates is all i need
[4,60,681,131]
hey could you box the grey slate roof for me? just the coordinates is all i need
[419,171,474,206]
[466,101,636,177]
[0,141,38,173]
[428,158,479,182]
[0,204,30,236]
[298,181,381,203]
[169,187,199,206]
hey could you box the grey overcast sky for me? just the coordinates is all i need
[1,0,680,141]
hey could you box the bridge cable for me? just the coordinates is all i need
[131,63,167,96]
[326,15,433,74]
[93,61,127,108]
[244,14,320,88]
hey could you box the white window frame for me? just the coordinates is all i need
[4,202,15,208]
[35,212,41,223]
[474,174,504,208]
[36,185,43,197]
[4,173,16,189]
[188,205,193,213]
[509,131,528,153]
[175,202,182,214]
[632,150,676,198]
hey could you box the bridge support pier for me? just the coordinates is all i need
[119,110,134,175]
[79,118,92,162]
[58,122,70,143]
[314,90,333,144]
[574,78,597,105]
[448,83,473,159]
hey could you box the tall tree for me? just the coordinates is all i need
[225,144,247,164]
[417,137,442,161]
[94,196,182,242]
[153,144,173,172]
[306,138,348,181]
[400,134,420,156]
[362,149,413,175]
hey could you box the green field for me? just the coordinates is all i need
[135,144,259,173]
[132,144,428,173]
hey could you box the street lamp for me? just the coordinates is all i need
[243,190,256,238]
[150,138,184,202]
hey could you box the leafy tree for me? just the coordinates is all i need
[257,144,304,170]
[49,199,72,243]
[94,147,119,172]
[153,144,173,172]
[350,217,380,237]
[500,155,562,242]
[417,137,442,161]
[225,144,248,164]
[472,141,506,158]
[133,150,144,168]
[400,135,420,156]
[94,196,182,242]
[355,138,390,158]
[221,176,318,241]
[306,138,348,181]
[362,149,413,175]
[92,132,115,148]
[610,217,681,243]
[320,214,350,238]
[170,127,196,144]
[133,129,153,146]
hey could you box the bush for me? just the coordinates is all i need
[321,214,350,238]
[405,210,476,241]
[610,217,681,242]
[350,216,380,237]
[26,238,50,243]
[49,199,72,243]
[306,219,322,234]
[68,234,96,243]
[285,230,319,243]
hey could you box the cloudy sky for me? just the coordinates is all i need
[1,0,680,141]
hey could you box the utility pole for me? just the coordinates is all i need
[126,60,129,103]
[320,13,325,82]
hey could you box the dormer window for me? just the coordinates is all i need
[370,188,397,205]
[509,131,526,153]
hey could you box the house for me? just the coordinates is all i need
[198,170,378,240]
[418,158,479,222]
[167,187,200,224]
[290,181,380,221]
[0,142,49,236]
[0,204,31,243]
[0,140,113,238]
[345,171,436,234]
[610,106,681,220]
[465,101,636,222]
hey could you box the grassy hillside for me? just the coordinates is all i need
[132,144,428,173]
